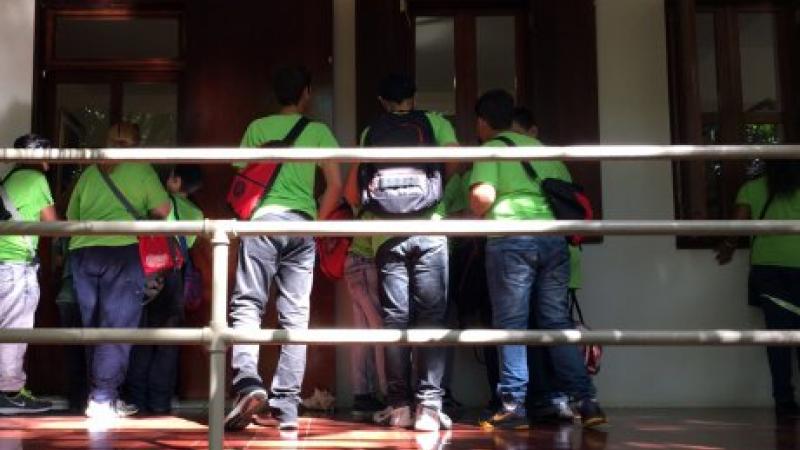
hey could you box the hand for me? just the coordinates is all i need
[714,239,736,265]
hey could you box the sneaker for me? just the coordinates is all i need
[85,398,138,419]
[529,400,575,423]
[373,405,413,428]
[414,404,452,432]
[352,394,386,418]
[272,405,299,431]
[224,384,268,432]
[479,403,529,431]
[0,389,53,415]
[576,398,607,428]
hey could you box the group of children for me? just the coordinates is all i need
[0,65,606,434]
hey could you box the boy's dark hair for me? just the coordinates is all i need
[513,107,535,131]
[475,90,515,131]
[379,73,416,103]
[172,165,204,194]
[765,160,800,198]
[274,66,312,106]
[14,134,51,149]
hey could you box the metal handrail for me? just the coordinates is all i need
[1,144,800,163]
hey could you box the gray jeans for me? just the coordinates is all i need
[229,211,315,410]
[0,263,39,392]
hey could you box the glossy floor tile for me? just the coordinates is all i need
[0,409,797,449]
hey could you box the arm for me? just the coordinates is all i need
[149,201,173,220]
[318,162,343,220]
[470,183,496,218]
[715,204,752,265]
[40,205,59,222]
[344,163,361,208]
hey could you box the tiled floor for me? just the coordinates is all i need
[0,409,797,449]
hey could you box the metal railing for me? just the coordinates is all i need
[1,145,799,449]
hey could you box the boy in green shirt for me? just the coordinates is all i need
[344,74,457,432]
[226,66,343,432]
[470,90,605,430]
[0,135,58,415]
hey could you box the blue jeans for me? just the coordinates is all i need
[229,211,316,413]
[376,236,448,408]
[485,236,595,406]
[71,245,145,403]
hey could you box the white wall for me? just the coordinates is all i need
[0,0,36,145]
[591,0,779,407]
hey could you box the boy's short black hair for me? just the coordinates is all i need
[274,65,312,106]
[475,90,515,131]
[379,73,416,103]
[14,134,51,149]
[172,165,203,194]
[513,107,535,131]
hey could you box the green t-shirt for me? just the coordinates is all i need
[360,111,459,254]
[470,131,572,221]
[67,164,171,250]
[443,172,468,217]
[569,245,582,290]
[169,194,204,248]
[736,177,800,268]
[239,114,339,220]
[0,170,54,262]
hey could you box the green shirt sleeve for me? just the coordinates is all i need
[138,165,171,214]
[470,162,499,189]
[425,112,458,146]
[736,177,767,218]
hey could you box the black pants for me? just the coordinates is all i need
[750,265,800,405]
[57,300,89,411]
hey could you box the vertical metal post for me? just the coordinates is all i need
[208,228,231,450]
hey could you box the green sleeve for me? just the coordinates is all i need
[443,173,467,216]
[735,178,766,214]
[426,112,458,146]
[33,172,54,211]
[314,123,340,148]
[142,165,171,212]
[470,162,499,189]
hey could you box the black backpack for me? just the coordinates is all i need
[359,111,444,216]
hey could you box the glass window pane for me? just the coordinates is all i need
[696,13,718,114]
[122,83,178,147]
[56,84,111,148]
[55,17,180,60]
[739,13,780,112]
[744,123,782,145]
[477,16,516,98]
[415,16,455,116]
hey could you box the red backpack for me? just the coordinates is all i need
[226,117,310,219]
[316,202,354,280]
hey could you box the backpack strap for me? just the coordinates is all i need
[171,195,192,269]
[280,116,311,146]
[98,167,144,220]
[0,172,35,258]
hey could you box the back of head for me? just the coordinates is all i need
[476,90,515,131]
[107,122,141,148]
[172,164,204,194]
[765,160,800,198]
[274,65,312,106]
[513,107,535,132]
[379,73,416,105]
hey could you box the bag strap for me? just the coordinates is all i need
[280,116,311,146]
[98,167,144,220]
[569,290,587,326]
[0,175,35,257]
[758,191,776,220]
[493,135,542,182]
[170,195,193,269]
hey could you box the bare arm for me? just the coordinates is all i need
[40,205,58,222]
[344,163,361,208]
[715,204,752,265]
[470,183,496,218]
[318,162,343,220]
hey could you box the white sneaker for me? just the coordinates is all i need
[413,405,452,432]
[373,405,413,428]
[85,399,138,419]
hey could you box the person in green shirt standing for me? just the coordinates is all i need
[344,74,457,432]
[716,160,800,418]
[68,122,173,420]
[126,165,204,414]
[0,134,58,415]
[225,66,343,432]
[469,90,605,430]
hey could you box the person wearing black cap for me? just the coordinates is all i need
[0,134,58,415]
[344,73,458,432]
